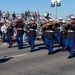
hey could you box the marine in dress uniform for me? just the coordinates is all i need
[54,23,61,45]
[15,17,24,49]
[42,22,48,44]
[27,18,37,52]
[60,22,67,51]
[45,19,54,55]
[65,16,75,58]
[54,18,63,45]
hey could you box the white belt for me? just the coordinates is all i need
[68,30,75,32]
[46,31,54,32]
[30,29,34,31]
[18,28,22,30]
[55,28,60,29]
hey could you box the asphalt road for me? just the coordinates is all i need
[0,41,75,75]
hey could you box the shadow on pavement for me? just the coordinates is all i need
[23,43,45,49]
[0,56,13,63]
[23,46,30,48]
[35,43,45,47]
[53,48,62,54]
[53,44,62,48]
[73,52,75,58]
[13,44,28,48]
[34,46,47,51]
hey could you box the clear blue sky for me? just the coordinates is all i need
[0,0,75,19]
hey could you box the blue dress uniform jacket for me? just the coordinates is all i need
[46,31,54,39]
[66,23,75,58]
[16,22,24,49]
[17,24,24,35]
[27,23,37,52]
[54,27,60,34]
[44,25,54,54]
[67,30,75,39]
[29,23,37,37]
[29,29,36,37]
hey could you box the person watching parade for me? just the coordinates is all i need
[7,21,13,48]
[1,22,7,44]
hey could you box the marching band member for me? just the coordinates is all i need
[42,21,48,44]
[7,21,13,48]
[60,21,67,51]
[45,19,54,55]
[65,16,75,58]
[54,22,61,45]
[27,18,37,52]
[15,17,24,49]
[54,18,63,46]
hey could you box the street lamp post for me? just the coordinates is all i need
[55,0,57,20]
[51,0,61,20]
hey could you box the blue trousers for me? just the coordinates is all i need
[45,38,53,53]
[42,33,45,44]
[74,41,75,49]
[7,35,12,47]
[2,32,6,43]
[62,39,66,51]
[54,33,61,45]
[27,36,35,51]
[16,35,23,48]
[65,39,74,56]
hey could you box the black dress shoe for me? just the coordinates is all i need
[8,46,12,48]
[30,50,34,52]
[48,52,53,55]
[8,46,11,48]
[68,56,74,59]
[62,50,66,52]
[18,47,23,49]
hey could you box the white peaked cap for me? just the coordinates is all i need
[49,19,53,21]
[59,17,63,20]
[8,21,11,24]
[67,18,71,21]
[31,18,35,20]
[71,16,75,19]
[6,20,9,22]
[44,12,47,17]
[18,16,22,19]
[62,20,65,23]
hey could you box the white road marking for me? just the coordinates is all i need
[1,54,27,59]
[10,54,27,58]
